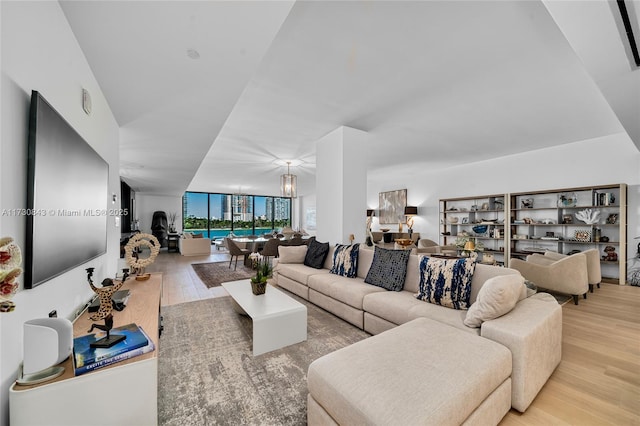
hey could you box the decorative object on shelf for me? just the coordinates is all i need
[574,229,592,242]
[596,192,615,206]
[455,235,484,256]
[557,192,578,207]
[494,198,504,208]
[462,217,469,224]
[594,228,602,242]
[0,237,22,313]
[280,161,297,198]
[378,189,407,224]
[447,217,459,224]
[493,228,501,239]
[521,198,534,208]
[562,214,573,224]
[600,236,610,242]
[398,222,403,232]
[602,246,618,262]
[480,202,489,211]
[575,208,600,225]
[168,212,177,233]
[472,225,488,235]
[471,205,478,211]
[86,267,130,348]
[124,233,160,280]
[250,254,273,295]
[606,213,618,224]
[541,218,556,224]
[404,206,417,237]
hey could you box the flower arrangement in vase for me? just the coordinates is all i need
[249,254,273,295]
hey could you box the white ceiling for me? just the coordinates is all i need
[60,0,640,198]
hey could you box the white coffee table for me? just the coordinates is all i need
[221,280,307,356]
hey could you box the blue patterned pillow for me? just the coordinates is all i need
[330,244,360,278]
[417,256,476,310]
[364,246,411,291]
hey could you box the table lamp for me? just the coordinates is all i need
[404,206,418,237]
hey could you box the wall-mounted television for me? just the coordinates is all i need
[25,91,109,289]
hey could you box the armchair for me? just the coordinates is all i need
[510,253,589,305]
[414,239,457,255]
[533,249,601,293]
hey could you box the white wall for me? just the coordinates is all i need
[135,193,183,234]
[368,133,640,267]
[0,3,120,424]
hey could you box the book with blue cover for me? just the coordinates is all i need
[73,322,149,368]
[74,332,155,376]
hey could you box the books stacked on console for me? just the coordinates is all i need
[73,323,155,376]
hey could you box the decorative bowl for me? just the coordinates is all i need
[395,238,413,247]
[380,228,390,232]
[447,217,459,224]
[472,225,488,234]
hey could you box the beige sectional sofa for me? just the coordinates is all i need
[275,244,562,424]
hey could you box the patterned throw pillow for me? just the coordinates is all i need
[364,246,411,291]
[417,256,476,310]
[330,244,360,278]
[304,239,330,269]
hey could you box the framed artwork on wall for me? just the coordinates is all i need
[378,189,407,224]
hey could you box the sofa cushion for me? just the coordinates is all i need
[309,274,385,310]
[407,299,479,335]
[304,239,330,269]
[362,290,423,326]
[364,246,411,291]
[330,244,359,278]
[464,274,525,328]
[469,263,523,304]
[417,256,476,310]
[277,263,329,285]
[278,245,307,264]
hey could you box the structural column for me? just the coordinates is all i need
[315,126,367,244]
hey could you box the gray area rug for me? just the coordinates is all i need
[191,261,254,288]
[158,292,370,425]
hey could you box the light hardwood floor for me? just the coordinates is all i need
[147,249,640,425]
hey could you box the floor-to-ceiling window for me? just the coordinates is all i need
[183,192,292,238]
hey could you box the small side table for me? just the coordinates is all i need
[167,233,180,253]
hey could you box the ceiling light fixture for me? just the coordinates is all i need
[280,161,297,198]
[186,49,200,60]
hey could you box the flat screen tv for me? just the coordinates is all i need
[25,91,109,289]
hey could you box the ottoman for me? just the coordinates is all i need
[307,317,512,425]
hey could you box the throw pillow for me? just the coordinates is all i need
[464,274,525,327]
[192,233,203,239]
[416,256,476,310]
[304,239,330,269]
[330,243,360,278]
[364,246,411,291]
[183,232,193,239]
[278,245,308,264]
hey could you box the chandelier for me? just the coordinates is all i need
[280,161,297,198]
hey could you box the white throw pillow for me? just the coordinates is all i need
[278,245,308,264]
[464,274,525,328]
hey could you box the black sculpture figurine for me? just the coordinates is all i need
[86,267,129,348]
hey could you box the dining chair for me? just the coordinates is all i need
[225,238,250,270]
[261,238,281,263]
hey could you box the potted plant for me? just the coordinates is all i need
[250,255,273,295]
